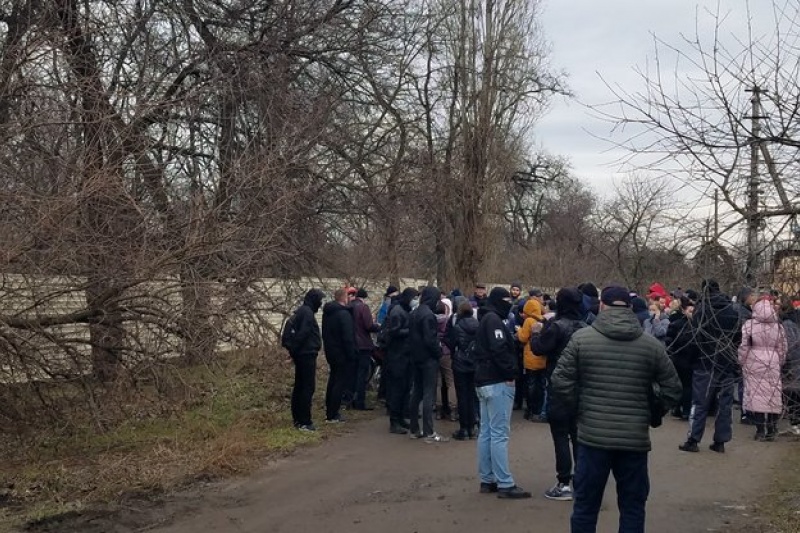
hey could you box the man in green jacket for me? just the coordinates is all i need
[551,285,682,533]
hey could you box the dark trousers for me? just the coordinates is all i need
[525,370,547,417]
[675,364,693,417]
[688,367,734,444]
[354,349,374,409]
[325,361,348,420]
[787,390,800,425]
[571,445,649,533]
[453,370,477,432]
[409,358,439,436]
[514,348,525,409]
[342,356,357,406]
[752,412,779,437]
[549,415,578,484]
[385,356,411,425]
[291,353,317,427]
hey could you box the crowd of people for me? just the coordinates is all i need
[281,278,800,532]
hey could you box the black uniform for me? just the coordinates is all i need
[322,301,357,421]
[289,289,325,428]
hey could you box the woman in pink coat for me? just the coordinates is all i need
[738,299,788,441]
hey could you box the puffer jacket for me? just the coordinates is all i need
[517,299,546,371]
[551,306,682,452]
[738,300,787,414]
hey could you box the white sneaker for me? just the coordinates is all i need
[544,482,573,501]
[423,432,450,443]
[790,425,800,436]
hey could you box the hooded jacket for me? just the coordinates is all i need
[452,312,480,373]
[551,306,682,452]
[690,288,741,371]
[322,301,357,367]
[738,300,788,414]
[474,287,517,386]
[409,287,442,364]
[530,288,587,419]
[665,309,698,371]
[289,289,325,356]
[516,298,547,371]
[384,289,416,363]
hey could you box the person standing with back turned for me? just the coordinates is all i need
[551,285,681,532]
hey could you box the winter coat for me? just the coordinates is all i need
[289,290,324,357]
[384,301,412,364]
[436,314,451,356]
[452,315,480,373]
[351,298,380,352]
[782,317,800,392]
[409,287,443,365]
[474,303,517,387]
[377,298,391,325]
[665,311,698,371]
[643,312,670,342]
[321,302,357,367]
[690,290,741,372]
[738,300,788,414]
[517,299,546,371]
[551,306,682,452]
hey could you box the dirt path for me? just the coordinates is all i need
[89,411,786,533]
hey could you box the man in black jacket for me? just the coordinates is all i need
[475,287,531,499]
[408,286,446,442]
[679,279,740,453]
[530,287,587,501]
[384,288,418,434]
[322,288,357,423]
[287,289,325,432]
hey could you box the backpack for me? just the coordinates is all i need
[280,311,299,351]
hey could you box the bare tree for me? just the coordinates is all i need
[597,0,800,284]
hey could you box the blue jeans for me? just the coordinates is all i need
[571,445,649,533]
[476,382,515,489]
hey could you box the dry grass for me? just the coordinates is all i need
[0,348,368,530]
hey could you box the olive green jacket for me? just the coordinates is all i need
[551,306,682,451]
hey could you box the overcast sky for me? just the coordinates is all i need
[534,0,770,198]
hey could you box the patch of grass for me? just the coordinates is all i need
[0,348,372,530]
[758,439,800,533]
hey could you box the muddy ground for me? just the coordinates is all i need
[28,411,793,533]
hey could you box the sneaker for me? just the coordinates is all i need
[789,424,800,436]
[325,415,346,424]
[544,483,573,501]
[497,485,532,499]
[297,424,317,432]
[678,439,699,452]
[709,441,726,453]
[423,432,449,443]
[479,482,498,494]
[409,431,425,439]
[389,424,408,435]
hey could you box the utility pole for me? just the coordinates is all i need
[745,86,762,286]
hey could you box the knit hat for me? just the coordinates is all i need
[601,285,632,307]
[579,282,599,299]
[356,288,368,299]
[384,285,399,298]
[510,280,522,290]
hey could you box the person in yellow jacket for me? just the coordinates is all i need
[517,295,548,422]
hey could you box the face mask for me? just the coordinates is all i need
[411,297,420,310]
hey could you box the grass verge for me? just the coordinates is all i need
[755,438,800,533]
[0,349,373,531]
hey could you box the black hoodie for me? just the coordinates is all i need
[384,288,417,361]
[690,285,741,371]
[409,286,443,364]
[290,289,325,356]
[322,300,357,367]
[474,287,517,386]
[531,287,587,377]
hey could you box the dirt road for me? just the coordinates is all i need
[108,411,789,533]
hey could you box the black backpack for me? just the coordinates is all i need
[280,312,299,351]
